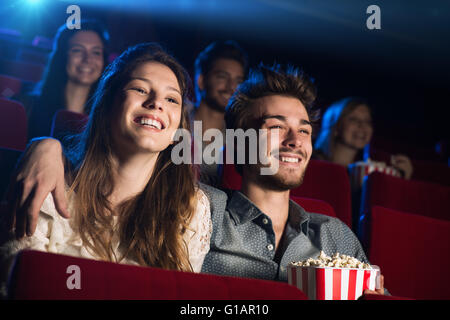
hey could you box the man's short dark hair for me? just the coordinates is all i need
[225,63,319,174]
[194,40,248,79]
[225,63,318,131]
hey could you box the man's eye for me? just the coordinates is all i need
[269,125,282,129]
[300,129,311,135]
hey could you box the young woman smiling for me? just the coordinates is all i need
[1,43,212,290]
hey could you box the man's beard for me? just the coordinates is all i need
[257,167,306,191]
[203,93,226,113]
[246,162,308,192]
[202,83,229,113]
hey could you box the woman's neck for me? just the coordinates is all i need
[65,81,91,114]
[331,142,359,167]
[108,152,159,208]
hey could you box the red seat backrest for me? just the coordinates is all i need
[0,97,27,151]
[410,159,450,187]
[368,205,450,299]
[290,196,336,218]
[0,59,44,83]
[7,250,308,300]
[361,171,450,222]
[221,159,352,228]
[290,160,352,228]
[50,109,89,140]
[0,74,22,98]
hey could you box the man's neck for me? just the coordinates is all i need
[241,177,290,249]
[331,142,359,167]
[65,81,91,114]
[194,101,226,134]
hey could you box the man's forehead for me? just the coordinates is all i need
[251,95,310,120]
[210,58,244,74]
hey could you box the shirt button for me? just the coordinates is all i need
[267,244,274,251]
[262,218,269,224]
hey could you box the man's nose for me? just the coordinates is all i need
[282,129,303,148]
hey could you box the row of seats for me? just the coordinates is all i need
[6,249,408,300]
[1,97,450,299]
[357,172,450,299]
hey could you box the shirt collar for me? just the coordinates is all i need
[226,190,311,234]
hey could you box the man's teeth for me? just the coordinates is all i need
[280,156,299,163]
[139,118,162,129]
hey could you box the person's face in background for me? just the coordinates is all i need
[337,104,373,150]
[66,31,104,86]
[110,61,183,157]
[198,58,244,112]
[244,95,313,191]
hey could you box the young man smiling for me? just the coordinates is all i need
[199,64,385,294]
[192,40,248,186]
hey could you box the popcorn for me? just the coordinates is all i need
[287,251,380,300]
[289,251,372,269]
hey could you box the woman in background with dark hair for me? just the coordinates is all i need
[24,19,109,139]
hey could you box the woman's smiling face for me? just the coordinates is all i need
[338,104,373,150]
[66,30,104,86]
[110,61,183,156]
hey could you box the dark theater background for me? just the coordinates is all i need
[1,0,448,159]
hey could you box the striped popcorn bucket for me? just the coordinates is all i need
[287,265,380,300]
[348,161,400,189]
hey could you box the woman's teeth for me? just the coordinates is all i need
[139,118,162,130]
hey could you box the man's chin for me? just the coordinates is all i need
[257,173,304,192]
[204,96,227,113]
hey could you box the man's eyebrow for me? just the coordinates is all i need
[300,119,312,126]
[261,115,286,122]
[261,115,312,126]
[129,77,181,94]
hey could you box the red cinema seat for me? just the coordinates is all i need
[0,74,22,98]
[290,196,336,218]
[0,59,44,83]
[410,159,450,187]
[368,206,450,299]
[358,172,450,251]
[221,159,352,228]
[360,171,450,222]
[7,250,308,300]
[0,97,27,151]
[220,162,242,190]
[50,109,89,140]
[290,160,352,228]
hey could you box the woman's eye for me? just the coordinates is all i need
[167,97,180,104]
[132,88,147,94]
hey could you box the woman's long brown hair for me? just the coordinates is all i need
[66,43,197,271]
